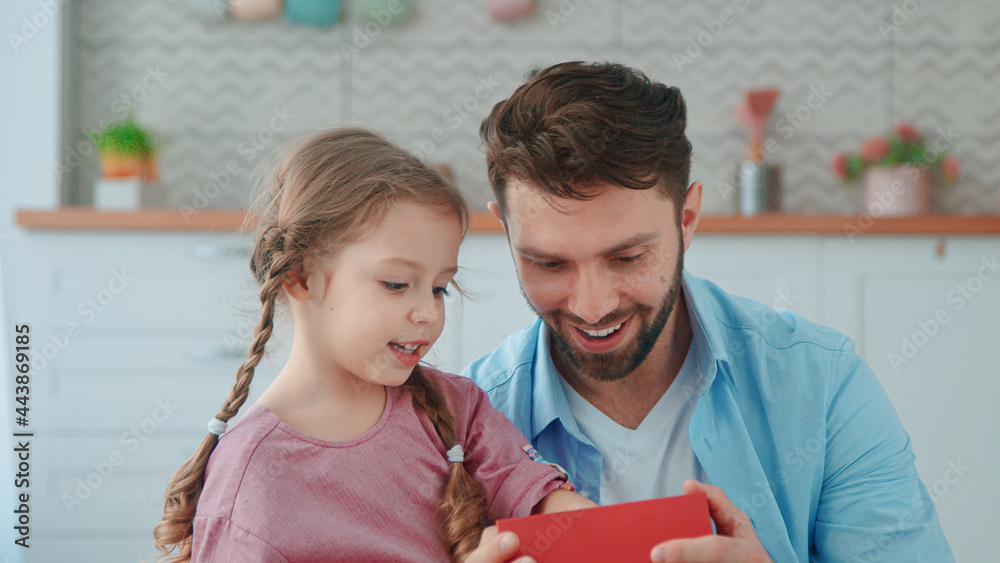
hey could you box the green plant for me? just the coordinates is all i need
[91,117,156,159]
[832,122,959,185]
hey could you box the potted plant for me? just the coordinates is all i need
[832,122,959,216]
[90,117,159,208]
[92,117,158,180]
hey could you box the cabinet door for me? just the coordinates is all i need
[440,235,538,371]
[685,235,826,324]
[825,236,1000,563]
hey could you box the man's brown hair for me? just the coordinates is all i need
[480,61,692,220]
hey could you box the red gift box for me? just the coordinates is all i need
[496,492,713,562]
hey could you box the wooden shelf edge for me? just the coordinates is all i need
[15,207,1000,235]
[16,207,252,232]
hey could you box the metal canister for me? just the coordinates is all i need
[738,160,782,215]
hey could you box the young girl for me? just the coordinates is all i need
[153,128,591,562]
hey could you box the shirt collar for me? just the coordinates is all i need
[681,269,736,390]
[529,268,734,440]
[531,321,584,440]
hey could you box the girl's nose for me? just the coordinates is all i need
[409,292,441,325]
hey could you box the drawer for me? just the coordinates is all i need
[32,334,290,430]
[25,538,158,563]
[12,232,259,331]
[31,436,206,534]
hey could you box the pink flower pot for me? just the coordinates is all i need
[862,165,929,216]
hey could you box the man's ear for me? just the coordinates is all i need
[680,181,703,252]
[282,263,311,302]
[487,201,507,235]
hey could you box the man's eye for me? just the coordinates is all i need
[383,282,408,291]
[615,254,643,264]
[534,260,563,270]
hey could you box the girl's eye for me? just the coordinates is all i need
[383,282,408,291]
[433,286,450,298]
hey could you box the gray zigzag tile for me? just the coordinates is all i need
[623,1,891,44]
[892,0,1000,42]
[347,0,618,44]
[894,39,1000,134]
[75,39,345,133]
[351,41,620,132]
[79,0,347,43]
[384,127,495,209]
[66,0,1000,214]
[623,41,892,135]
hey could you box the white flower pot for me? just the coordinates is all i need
[862,165,929,217]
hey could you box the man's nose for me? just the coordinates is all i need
[567,268,619,325]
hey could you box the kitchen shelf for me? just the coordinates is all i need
[15,207,1000,235]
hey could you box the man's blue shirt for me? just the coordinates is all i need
[461,271,953,562]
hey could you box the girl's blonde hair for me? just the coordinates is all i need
[153,128,483,561]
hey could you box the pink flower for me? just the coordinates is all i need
[831,153,848,179]
[942,157,960,183]
[861,136,891,162]
[893,122,922,143]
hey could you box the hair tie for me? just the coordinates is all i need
[446,445,464,463]
[207,418,228,436]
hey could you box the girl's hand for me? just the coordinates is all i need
[463,525,535,563]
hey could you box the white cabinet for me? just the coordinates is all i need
[823,236,1000,563]
[5,232,270,563]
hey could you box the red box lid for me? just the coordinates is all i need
[496,492,713,562]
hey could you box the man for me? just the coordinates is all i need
[462,62,952,562]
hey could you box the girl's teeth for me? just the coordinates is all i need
[582,322,623,338]
[393,343,419,353]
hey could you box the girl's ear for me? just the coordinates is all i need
[282,264,311,302]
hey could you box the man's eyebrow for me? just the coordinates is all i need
[515,232,660,260]
[378,257,458,276]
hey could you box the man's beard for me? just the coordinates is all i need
[526,244,685,383]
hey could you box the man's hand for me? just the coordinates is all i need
[463,525,535,563]
[649,480,772,563]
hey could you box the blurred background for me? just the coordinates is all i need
[1,1,999,562]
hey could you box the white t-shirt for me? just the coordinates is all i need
[557,338,708,505]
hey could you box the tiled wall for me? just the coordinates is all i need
[65,0,1000,214]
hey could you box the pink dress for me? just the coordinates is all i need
[192,368,571,562]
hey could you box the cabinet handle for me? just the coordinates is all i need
[190,244,253,261]
[188,344,248,361]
